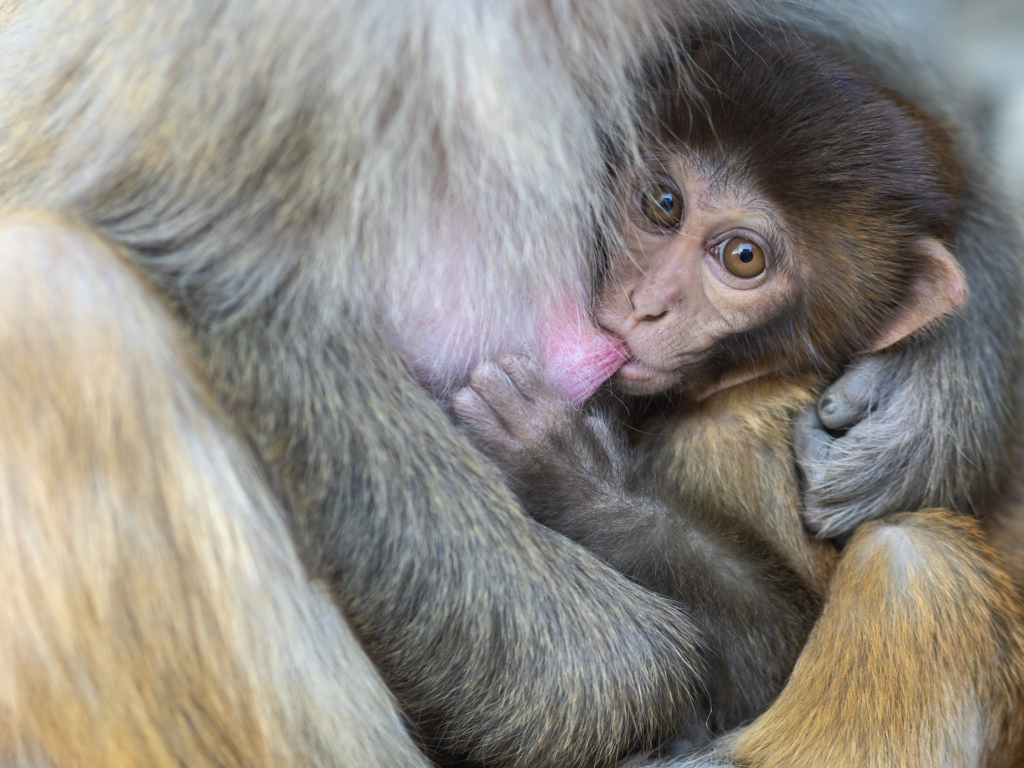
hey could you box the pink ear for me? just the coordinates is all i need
[868,238,968,353]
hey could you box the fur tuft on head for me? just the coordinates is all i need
[642,23,965,377]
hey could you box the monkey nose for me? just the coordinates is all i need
[640,308,669,322]
[627,286,675,323]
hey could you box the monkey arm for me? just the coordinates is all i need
[621,512,1024,768]
[201,316,709,768]
[454,356,824,733]
[794,142,1024,539]
[537,469,823,735]
[199,317,712,765]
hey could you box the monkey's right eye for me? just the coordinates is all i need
[638,183,683,229]
[718,237,766,278]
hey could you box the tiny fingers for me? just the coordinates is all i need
[454,356,575,457]
[817,357,886,430]
[452,385,508,440]
[794,406,832,469]
[466,360,532,425]
[497,353,546,401]
[497,352,575,426]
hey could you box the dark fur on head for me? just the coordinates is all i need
[643,25,964,379]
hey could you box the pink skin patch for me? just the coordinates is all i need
[540,301,628,405]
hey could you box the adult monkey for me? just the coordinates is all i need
[0,2,786,766]
[0,3,1019,768]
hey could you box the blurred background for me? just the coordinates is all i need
[897,0,1024,204]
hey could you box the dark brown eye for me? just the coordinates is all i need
[719,237,766,278]
[638,183,683,229]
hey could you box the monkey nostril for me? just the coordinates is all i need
[641,310,669,323]
[628,284,677,324]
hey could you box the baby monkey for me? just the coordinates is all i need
[452,24,1024,754]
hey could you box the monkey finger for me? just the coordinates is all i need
[794,406,833,475]
[794,409,837,536]
[498,353,548,403]
[817,357,886,430]
[465,360,555,443]
[500,352,579,433]
[467,360,531,414]
[451,386,517,448]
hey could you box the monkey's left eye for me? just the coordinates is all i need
[718,237,766,278]
[638,183,683,229]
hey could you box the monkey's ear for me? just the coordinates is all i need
[868,237,968,353]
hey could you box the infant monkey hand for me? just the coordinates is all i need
[452,354,624,523]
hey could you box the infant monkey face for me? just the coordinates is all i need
[597,156,796,398]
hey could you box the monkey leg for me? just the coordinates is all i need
[0,213,429,768]
[730,509,1024,768]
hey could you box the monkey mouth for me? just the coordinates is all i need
[614,344,753,398]
[616,359,658,381]
[614,342,691,384]
[611,356,685,395]
[611,340,659,381]
[602,333,690,394]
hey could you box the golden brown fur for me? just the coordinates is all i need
[640,378,838,589]
[631,379,1024,767]
[0,1,1021,767]
[0,213,430,767]
[733,512,1024,768]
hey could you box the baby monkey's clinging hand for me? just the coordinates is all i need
[451,354,629,528]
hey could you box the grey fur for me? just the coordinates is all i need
[797,172,1024,538]
[0,0,1018,766]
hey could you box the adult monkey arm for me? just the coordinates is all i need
[0,213,434,768]
[791,71,1024,536]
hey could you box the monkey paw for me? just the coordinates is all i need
[794,355,966,539]
[452,354,623,517]
[452,354,576,474]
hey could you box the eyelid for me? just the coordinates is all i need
[707,229,776,284]
[709,228,768,252]
[632,176,685,233]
